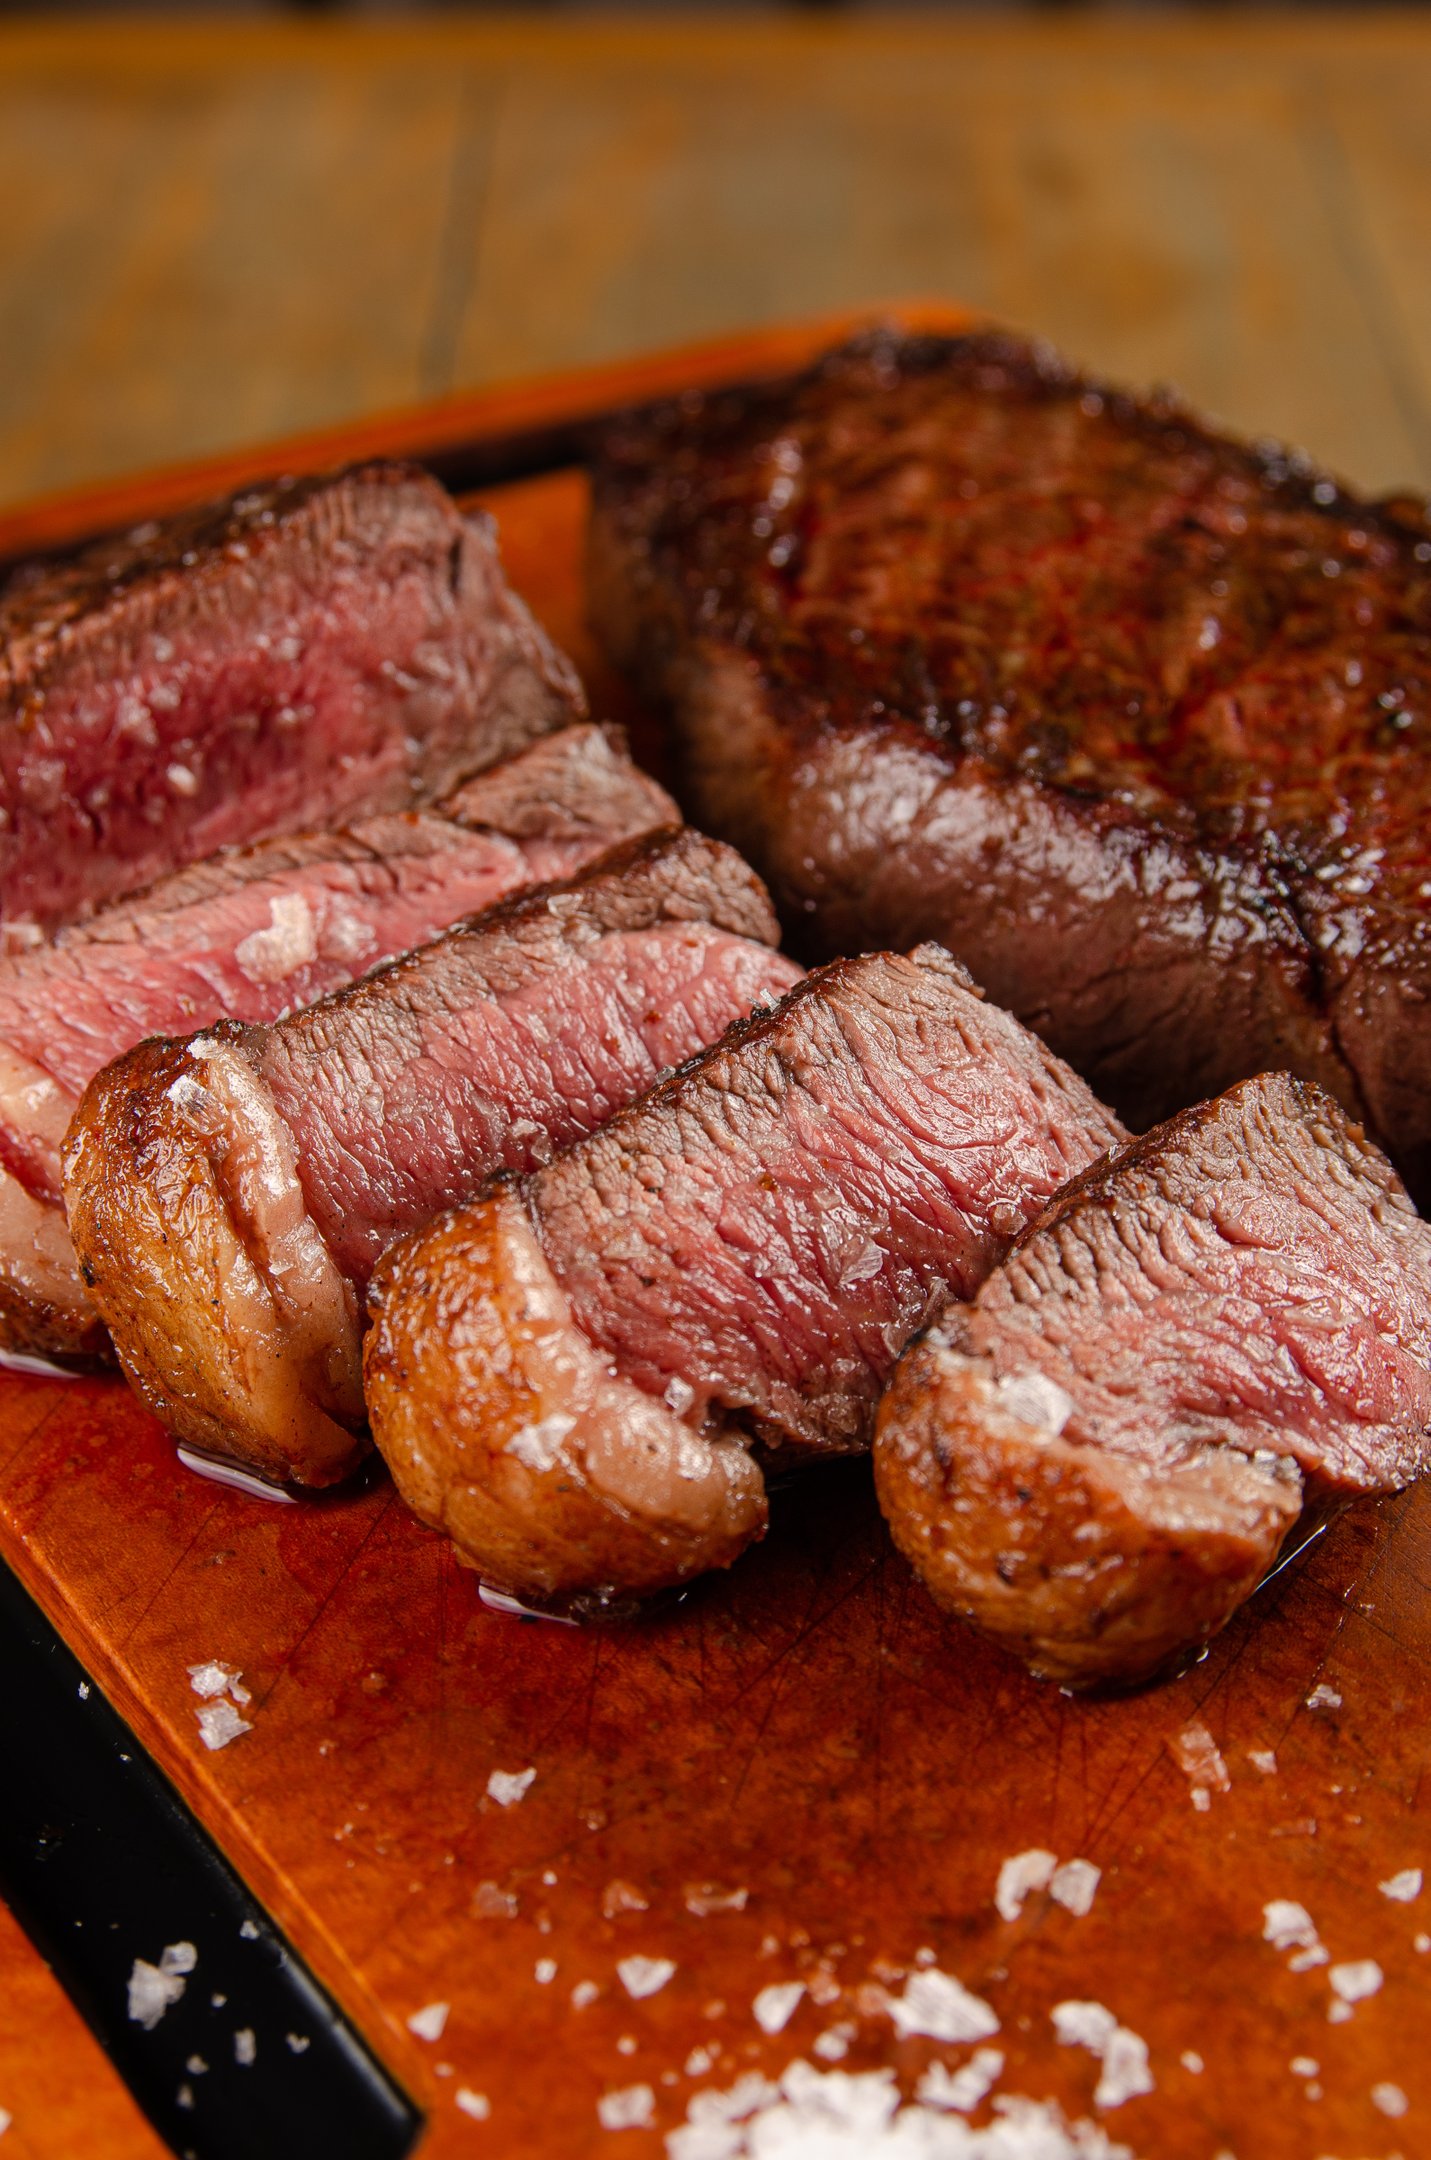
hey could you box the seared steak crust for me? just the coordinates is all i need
[366,946,1124,1605]
[65,829,798,1484]
[0,461,583,940]
[875,1072,1431,1687]
[0,726,673,1369]
[589,329,1431,1189]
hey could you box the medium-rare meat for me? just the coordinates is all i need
[875,1072,1431,1688]
[0,460,583,942]
[66,829,800,1488]
[0,725,674,1369]
[364,946,1125,1608]
[588,328,1431,1194]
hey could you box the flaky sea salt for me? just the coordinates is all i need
[1328,1959,1382,2005]
[572,1981,600,2009]
[604,1880,650,1917]
[407,2001,450,2042]
[1379,1867,1423,1903]
[196,1699,251,1751]
[127,1943,197,2030]
[0,2108,11,2137]
[666,2060,1131,2160]
[1050,1861,1101,1917]
[1247,1748,1278,1776]
[599,2084,655,2131]
[619,1956,676,2000]
[995,1850,1056,1922]
[1053,2002,1153,2109]
[456,2090,490,2121]
[1305,1683,1342,1710]
[752,1982,804,2036]
[486,1767,535,1807]
[888,1967,999,2044]
[1262,1900,1323,1968]
[1181,2052,1203,2075]
[1170,1723,1229,1807]
[686,1884,748,1917]
[1372,2082,1408,2118]
[917,2049,1004,2113]
[234,2029,256,2067]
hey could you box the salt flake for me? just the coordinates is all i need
[685,1884,748,1918]
[917,2048,1004,2112]
[486,1767,535,1807]
[127,1944,196,2030]
[1054,2001,1155,2110]
[598,2084,655,2131]
[889,1966,999,2043]
[1305,1683,1342,1710]
[1050,1860,1101,1917]
[995,1848,1056,1922]
[456,2089,490,2121]
[407,2001,450,2042]
[1170,1723,1229,1798]
[234,2029,256,2067]
[196,1698,251,1751]
[1372,2081,1409,2118]
[535,1959,557,1985]
[1262,1900,1320,1954]
[752,1982,803,2036]
[619,1956,676,2000]
[1379,1867,1423,1903]
[1328,1959,1382,2005]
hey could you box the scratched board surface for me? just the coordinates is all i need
[2,450,1429,2160]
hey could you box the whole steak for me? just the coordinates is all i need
[875,1072,1431,1688]
[0,461,583,941]
[589,329,1431,1196]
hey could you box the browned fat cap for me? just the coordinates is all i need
[65,828,799,1490]
[876,1072,1431,1689]
[365,944,1127,1609]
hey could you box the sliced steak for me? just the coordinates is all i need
[0,461,584,941]
[0,725,674,1367]
[875,1072,1431,1688]
[589,328,1431,1192]
[66,829,799,1487]
[365,946,1125,1608]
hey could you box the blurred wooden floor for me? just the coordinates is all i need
[2,11,1431,509]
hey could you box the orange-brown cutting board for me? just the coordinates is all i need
[2,322,1429,2160]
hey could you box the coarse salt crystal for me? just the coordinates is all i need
[812,2027,851,2062]
[0,2108,11,2137]
[917,2048,1004,2113]
[1181,2052,1204,2074]
[234,2029,256,2067]
[1379,1867,1423,1902]
[603,1880,650,1917]
[1170,1723,1230,1796]
[286,2035,309,2055]
[1262,1900,1319,1953]
[598,2084,655,2131]
[1247,1747,1278,1775]
[1372,2082,1409,2118]
[1095,2027,1154,2109]
[486,1767,535,1807]
[685,1884,748,1917]
[504,1413,574,1472]
[619,1956,676,2000]
[1053,2001,1118,2054]
[888,1967,999,2044]
[407,2001,450,2042]
[1050,1859,1101,1917]
[685,2047,715,2078]
[127,1943,197,2030]
[1290,2056,1318,2078]
[572,1981,600,2009]
[188,1662,233,1699]
[1305,1683,1342,1711]
[1328,1959,1382,2004]
[752,1982,803,2036]
[995,1849,1056,1922]
[197,1699,251,1751]
[456,2090,490,2121]
[535,1958,557,1985]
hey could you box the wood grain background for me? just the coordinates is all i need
[3,13,1431,512]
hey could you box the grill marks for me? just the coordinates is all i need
[875,1073,1431,1686]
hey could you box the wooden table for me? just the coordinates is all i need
[3,11,1431,517]
[5,17,1431,2159]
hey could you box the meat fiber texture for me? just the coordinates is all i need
[65,828,800,1489]
[0,459,584,943]
[875,1072,1431,1688]
[364,945,1126,1609]
[589,328,1431,1199]
[0,725,673,1370]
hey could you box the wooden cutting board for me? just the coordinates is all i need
[2,322,1429,2160]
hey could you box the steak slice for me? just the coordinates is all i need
[0,461,584,942]
[364,946,1125,1608]
[65,829,799,1487]
[589,328,1431,1193]
[0,725,675,1368]
[875,1072,1431,1688]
